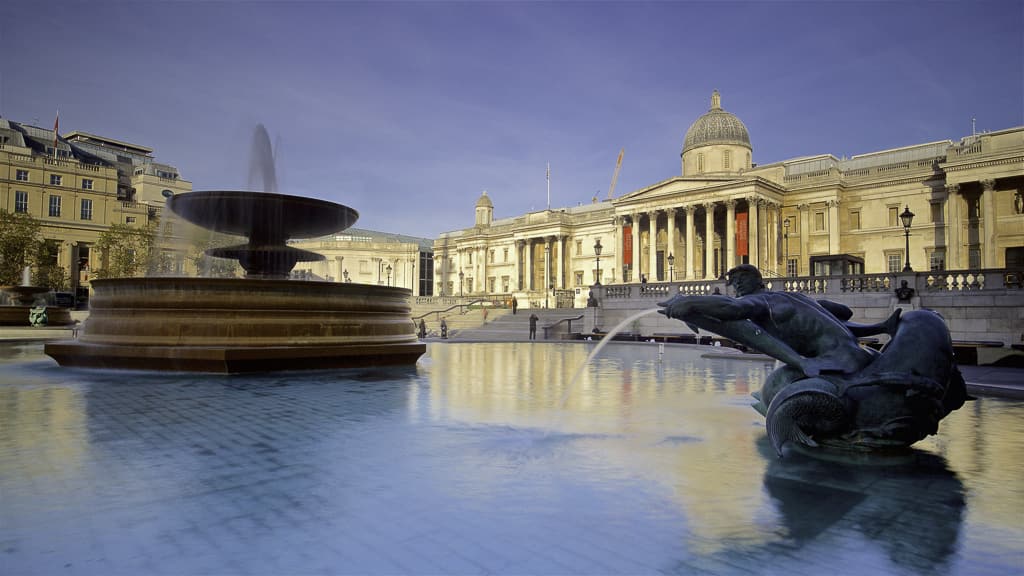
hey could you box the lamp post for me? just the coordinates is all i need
[386,264,392,286]
[593,238,603,286]
[342,269,349,283]
[667,253,675,281]
[900,206,915,272]
[459,269,464,297]
[783,218,790,276]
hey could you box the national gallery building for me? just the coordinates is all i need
[433,91,1023,303]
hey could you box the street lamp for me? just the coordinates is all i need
[459,269,464,297]
[900,206,915,272]
[783,218,790,276]
[667,253,675,281]
[593,238,603,286]
[386,264,392,286]
[342,269,349,283]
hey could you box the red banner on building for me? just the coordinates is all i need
[623,227,633,265]
[736,213,748,257]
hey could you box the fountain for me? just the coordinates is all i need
[0,266,71,326]
[658,264,968,457]
[44,127,424,372]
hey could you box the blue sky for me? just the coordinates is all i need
[2,1,1021,238]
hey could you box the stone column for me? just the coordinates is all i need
[544,236,553,297]
[666,208,676,280]
[613,216,623,284]
[799,204,810,275]
[524,239,533,291]
[704,202,716,279]
[555,235,564,290]
[648,210,658,281]
[827,199,840,257]
[747,197,760,270]
[981,179,997,267]
[631,213,641,282]
[725,200,736,272]
[335,256,344,284]
[513,240,522,290]
[769,202,780,276]
[945,185,961,269]
[685,205,696,280]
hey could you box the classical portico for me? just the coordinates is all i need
[612,191,784,283]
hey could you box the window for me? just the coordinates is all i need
[786,258,798,277]
[503,248,508,262]
[125,216,136,224]
[930,202,943,223]
[502,276,509,292]
[576,240,582,255]
[48,195,61,217]
[80,198,93,220]
[849,210,861,230]
[50,174,62,186]
[814,212,825,231]
[489,250,494,263]
[887,253,903,273]
[16,169,29,182]
[888,206,899,227]
[698,153,705,173]
[968,247,981,269]
[723,150,731,170]
[488,277,495,293]
[929,249,945,271]
[82,178,93,190]
[575,271,584,286]
[468,252,473,264]
[14,191,28,213]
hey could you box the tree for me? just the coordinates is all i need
[0,210,42,286]
[93,222,160,279]
[33,239,69,291]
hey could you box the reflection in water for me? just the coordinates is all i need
[762,444,964,572]
[0,342,1021,575]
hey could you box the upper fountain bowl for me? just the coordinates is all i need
[167,191,359,243]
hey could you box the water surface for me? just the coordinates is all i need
[1,342,1021,575]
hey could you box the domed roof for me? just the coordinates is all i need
[475,191,493,208]
[682,91,751,153]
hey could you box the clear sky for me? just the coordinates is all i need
[2,1,1021,238]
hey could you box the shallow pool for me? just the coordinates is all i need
[1,342,1021,575]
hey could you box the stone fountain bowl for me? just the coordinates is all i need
[166,191,359,243]
[44,277,425,372]
[1,285,49,306]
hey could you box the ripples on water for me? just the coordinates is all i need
[1,341,1021,575]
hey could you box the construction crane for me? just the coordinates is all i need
[607,148,624,200]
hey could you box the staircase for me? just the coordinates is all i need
[448,309,587,342]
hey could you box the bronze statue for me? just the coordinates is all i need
[659,264,968,457]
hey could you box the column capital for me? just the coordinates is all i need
[825,199,841,208]
[945,184,961,196]
[981,178,996,192]
[798,203,811,211]
[724,198,737,208]
[682,204,696,214]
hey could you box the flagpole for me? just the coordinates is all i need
[546,163,550,210]
[52,108,59,158]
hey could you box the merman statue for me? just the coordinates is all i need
[658,264,968,457]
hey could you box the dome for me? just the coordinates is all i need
[682,90,751,154]
[475,191,493,208]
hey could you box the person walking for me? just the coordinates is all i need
[511,296,518,315]
[440,318,448,339]
[528,313,539,340]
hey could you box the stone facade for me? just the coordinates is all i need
[0,119,192,299]
[434,92,1024,306]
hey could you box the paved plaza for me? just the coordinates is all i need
[1,341,1023,575]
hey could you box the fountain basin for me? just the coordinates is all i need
[44,277,424,372]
